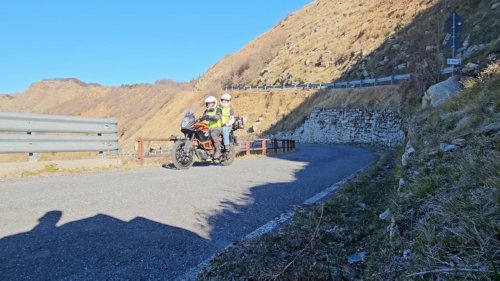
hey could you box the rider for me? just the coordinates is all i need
[200,96,222,159]
[219,93,235,148]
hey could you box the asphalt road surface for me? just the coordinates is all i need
[0,144,377,280]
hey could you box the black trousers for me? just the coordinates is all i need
[210,128,221,150]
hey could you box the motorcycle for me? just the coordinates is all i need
[171,111,242,169]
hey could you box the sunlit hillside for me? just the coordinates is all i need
[1,0,498,155]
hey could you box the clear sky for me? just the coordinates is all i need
[0,1,312,94]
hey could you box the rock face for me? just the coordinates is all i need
[422,76,462,108]
[401,143,416,167]
[275,108,405,147]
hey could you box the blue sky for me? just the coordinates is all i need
[0,1,311,94]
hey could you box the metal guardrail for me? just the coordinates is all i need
[0,112,118,161]
[225,73,412,91]
[238,138,296,156]
[0,112,117,133]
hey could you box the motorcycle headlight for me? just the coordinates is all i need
[181,118,190,128]
[181,114,195,128]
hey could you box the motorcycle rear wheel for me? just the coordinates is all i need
[171,141,195,170]
[221,145,236,166]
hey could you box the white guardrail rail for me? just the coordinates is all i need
[225,73,413,91]
[0,112,118,161]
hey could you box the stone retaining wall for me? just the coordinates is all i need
[273,108,405,147]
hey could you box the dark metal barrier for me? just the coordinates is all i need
[238,138,296,156]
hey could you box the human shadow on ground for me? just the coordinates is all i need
[0,210,215,280]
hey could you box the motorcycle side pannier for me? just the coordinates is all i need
[233,116,245,130]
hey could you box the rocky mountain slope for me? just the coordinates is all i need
[196,0,434,91]
[196,0,499,92]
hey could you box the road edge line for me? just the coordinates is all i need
[176,159,376,281]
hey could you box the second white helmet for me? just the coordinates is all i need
[221,93,231,101]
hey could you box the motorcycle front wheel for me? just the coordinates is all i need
[171,141,195,170]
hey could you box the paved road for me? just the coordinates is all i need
[0,144,377,280]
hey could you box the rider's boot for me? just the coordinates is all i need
[213,145,221,159]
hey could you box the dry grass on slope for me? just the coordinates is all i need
[196,0,440,90]
[197,0,499,106]
[397,63,500,280]
[194,23,290,94]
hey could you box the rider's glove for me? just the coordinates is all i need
[201,115,215,121]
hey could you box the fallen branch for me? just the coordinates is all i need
[270,204,325,280]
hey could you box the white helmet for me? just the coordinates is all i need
[221,93,231,101]
[204,96,217,108]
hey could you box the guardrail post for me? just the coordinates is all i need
[137,138,144,166]
[246,140,251,156]
[28,152,37,162]
[274,139,278,153]
[26,132,37,162]
[262,139,267,154]
[390,76,394,85]
[282,140,286,152]
[345,81,349,88]
[374,78,377,86]
[97,133,105,159]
